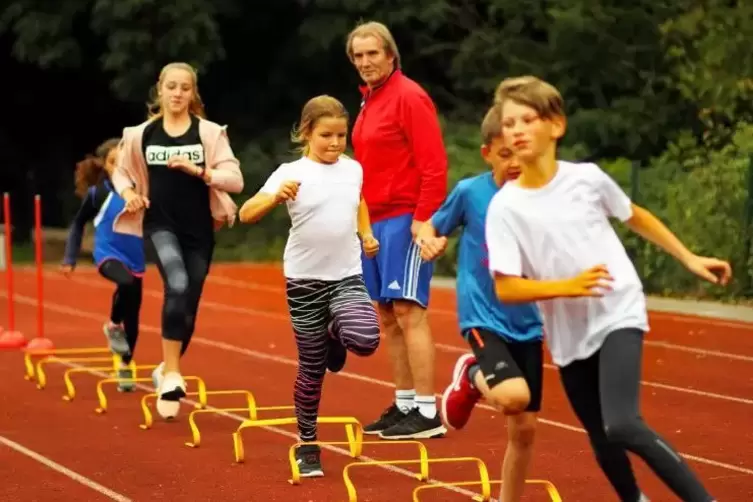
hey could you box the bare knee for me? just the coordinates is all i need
[377,303,400,336]
[507,413,537,448]
[392,300,429,335]
[486,378,531,415]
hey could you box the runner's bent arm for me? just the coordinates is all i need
[62,187,100,268]
[357,197,374,239]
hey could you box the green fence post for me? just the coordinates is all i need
[743,154,753,295]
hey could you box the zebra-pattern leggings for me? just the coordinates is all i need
[286,274,381,442]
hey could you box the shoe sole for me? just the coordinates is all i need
[378,425,447,440]
[363,415,405,435]
[299,469,324,478]
[441,353,476,431]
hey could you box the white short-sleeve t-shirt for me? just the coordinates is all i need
[485,160,649,367]
[259,156,363,281]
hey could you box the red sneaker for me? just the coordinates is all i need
[440,353,482,430]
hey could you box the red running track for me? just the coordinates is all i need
[0,263,752,501]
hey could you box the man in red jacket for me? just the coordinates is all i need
[347,21,449,440]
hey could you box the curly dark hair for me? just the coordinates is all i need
[74,138,120,198]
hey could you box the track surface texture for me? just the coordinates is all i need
[1,263,752,501]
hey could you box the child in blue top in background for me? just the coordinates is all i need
[416,105,543,502]
[61,138,145,392]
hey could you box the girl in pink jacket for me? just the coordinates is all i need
[112,62,243,420]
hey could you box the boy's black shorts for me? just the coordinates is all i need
[464,327,543,412]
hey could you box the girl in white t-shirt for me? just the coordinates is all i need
[238,95,381,478]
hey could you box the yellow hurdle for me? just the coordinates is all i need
[232,416,363,463]
[61,361,154,401]
[35,355,119,390]
[411,479,563,502]
[286,440,428,486]
[121,361,156,380]
[185,407,255,448]
[184,389,271,447]
[96,375,207,414]
[139,388,209,429]
[23,347,112,381]
[344,456,490,502]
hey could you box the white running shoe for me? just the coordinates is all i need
[156,371,186,420]
[151,362,164,391]
[151,362,186,419]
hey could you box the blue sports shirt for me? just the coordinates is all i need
[431,172,542,342]
[63,179,145,274]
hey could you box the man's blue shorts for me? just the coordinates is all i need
[361,213,433,308]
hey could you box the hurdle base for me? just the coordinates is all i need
[26,337,55,351]
[0,330,26,349]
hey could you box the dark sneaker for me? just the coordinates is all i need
[378,408,447,440]
[326,320,346,373]
[363,403,407,435]
[117,367,135,393]
[295,444,324,478]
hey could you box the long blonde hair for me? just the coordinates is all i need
[146,62,207,119]
[290,95,349,155]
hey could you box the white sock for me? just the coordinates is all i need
[395,389,415,413]
[415,395,437,419]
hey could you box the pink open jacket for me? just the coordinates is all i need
[111,116,244,237]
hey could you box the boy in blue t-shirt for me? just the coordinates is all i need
[416,105,543,502]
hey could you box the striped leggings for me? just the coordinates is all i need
[286,274,381,442]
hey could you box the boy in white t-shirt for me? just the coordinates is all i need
[486,76,728,502]
[238,95,381,478]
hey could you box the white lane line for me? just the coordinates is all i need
[3,290,752,477]
[0,435,132,501]
[31,361,483,501]
[35,273,753,405]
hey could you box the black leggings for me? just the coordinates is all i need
[98,260,143,365]
[559,328,714,502]
[148,230,212,355]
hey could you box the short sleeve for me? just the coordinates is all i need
[431,182,466,236]
[259,165,287,195]
[591,164,633,222]
[485,194,523,277]
[352,159,364,191]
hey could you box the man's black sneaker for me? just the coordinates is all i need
[363,403,407,435]
[378,408,447,440]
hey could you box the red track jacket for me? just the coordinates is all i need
[352,70,448,223]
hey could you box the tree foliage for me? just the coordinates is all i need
[1,0,751,300]
[1,0,227,100]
